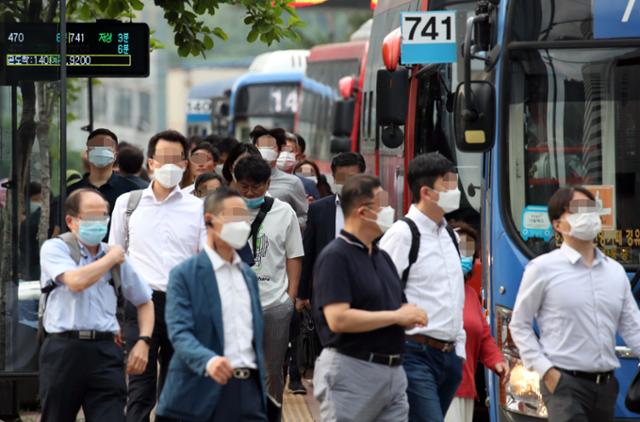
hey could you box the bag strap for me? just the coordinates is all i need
[445,225,461,257]
[250,197,275,258]
[58,231,82,264]
[124,190,144,253]
[399,217,420,290]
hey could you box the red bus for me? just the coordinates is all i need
[298,40,368,172]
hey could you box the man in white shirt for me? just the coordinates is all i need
[156,187,267,422]
[380,152,466,422]
[250,125,308,226]
[109,130,206,422]
[233,155,304,414]
[510,186,640,422]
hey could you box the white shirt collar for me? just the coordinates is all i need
[406,204,446,232]
[204,244,242,270]
[335,194,340,206]
[143,181,184,203]
[560,242,605,266]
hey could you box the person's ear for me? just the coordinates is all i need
[420,185,434,202]
[147,158,154,171]
[265,180,271,192]
[204,213,215,228]
[66,215,76,232]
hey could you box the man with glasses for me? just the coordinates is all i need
[510,186,640,422]
[380,152,467,422]
[313,174,427,422]
[233,155,304,418]
[182,142,220,194]
[109,130,206,422]
[157,187,268,421]
[39,188,154,421]
[67,128,139,239]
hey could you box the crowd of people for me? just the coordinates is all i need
[35,124,640,422]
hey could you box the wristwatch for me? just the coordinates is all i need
[137,336,152,346]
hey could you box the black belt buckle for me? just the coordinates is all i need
[369,353,402,367]
[78,330,96,340]
[233,368,251,380]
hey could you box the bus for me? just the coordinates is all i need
[298,40,368,170]
[186,78,235,137]
[228,71,333,143]
[364,0,640,421]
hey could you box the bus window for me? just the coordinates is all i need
[507,48,640,266]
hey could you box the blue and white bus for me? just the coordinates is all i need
[228,71,333,143]
[364,0,640,420]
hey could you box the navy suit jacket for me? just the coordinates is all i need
[156,250,266,420]
[298,194,337,300]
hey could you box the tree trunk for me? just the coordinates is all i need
[36,81,55,247]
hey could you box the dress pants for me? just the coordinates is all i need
[540,372,618,422]
[39,336,126,422]
[208,373,268,422]
[124,290,176,422]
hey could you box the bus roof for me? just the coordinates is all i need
[308,40,367,62]
[248,50,309,73]
[232,71,332,96]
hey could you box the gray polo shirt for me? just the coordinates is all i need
[269,167,308,226]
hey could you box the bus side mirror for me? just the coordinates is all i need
[332,98,355,137]
[376,68,409,149]
[330,137,352,153]
[453,80,495,152]
[376,68,409,126]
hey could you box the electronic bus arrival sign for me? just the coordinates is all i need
[0,21,149,84]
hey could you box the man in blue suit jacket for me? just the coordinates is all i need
[157,187,267,422]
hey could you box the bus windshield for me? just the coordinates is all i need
[233,83,298,141]
[507,47,640,266]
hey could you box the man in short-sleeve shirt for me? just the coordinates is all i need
[312,175,427,422]
[39,189,153,422]
[234,155,304,411]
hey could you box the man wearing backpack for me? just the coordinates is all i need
[380,152,466,422]
[109,130,206,422]
[39,188,154,422]
[233,155,304,419]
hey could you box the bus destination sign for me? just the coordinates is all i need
[0,21,149,83]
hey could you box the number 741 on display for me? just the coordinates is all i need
[400,11,457,65]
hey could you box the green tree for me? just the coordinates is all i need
[0,0,303,372]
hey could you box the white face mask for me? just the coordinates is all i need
[276,151,297,171]
[565,212,602,241]
[365,206,395,233]
[258,147,278,163]
[333,183,343,196]
[215,164,224,175]
[305,176,318,184]
[219,221,251,249]
[436,188,461,214]
[154,163,185,189]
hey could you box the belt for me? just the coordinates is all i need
[233,368,257,380]
[407,334,456,353]
[50,330,114,341]
[557,368,614,385]
[337,349,403,367]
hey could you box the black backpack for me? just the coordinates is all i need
[398,217,460,289]
[37,232,124,343]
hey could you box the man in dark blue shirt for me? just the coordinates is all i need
[312,174,427,422]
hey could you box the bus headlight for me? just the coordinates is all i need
[495,306,547,419]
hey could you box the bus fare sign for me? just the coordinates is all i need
[400,11,457,65]
[0,21,149,84]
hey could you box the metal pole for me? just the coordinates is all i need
[87,77,94,133]
[11,85,18,282]
[59,0,67,232]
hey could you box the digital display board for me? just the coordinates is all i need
[0,21,149,83]
[235,84,299,116]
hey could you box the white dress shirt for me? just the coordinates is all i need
[510,243,640,376]
[379,205,466,359]
[109,182,206,292]
[334,194,344,238]
[204,245,257,369]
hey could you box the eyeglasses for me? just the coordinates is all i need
[190,152,213,164]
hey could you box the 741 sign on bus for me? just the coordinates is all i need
[400,11,457,65]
